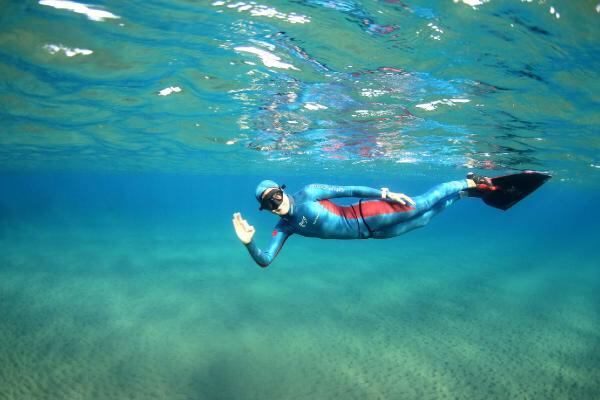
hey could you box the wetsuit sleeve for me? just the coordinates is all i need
[244,221,292,268]
[304,184,382,200]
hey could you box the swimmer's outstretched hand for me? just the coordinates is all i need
[232,212,255,244]
[387,192,416,207]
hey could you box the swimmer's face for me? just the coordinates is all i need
[261,188,285,215]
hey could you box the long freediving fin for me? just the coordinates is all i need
[481,171,551,210]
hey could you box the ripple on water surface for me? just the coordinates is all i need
[0,0,598,178]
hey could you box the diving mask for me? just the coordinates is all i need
[259,185,286,211]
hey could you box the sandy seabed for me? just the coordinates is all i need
[0,223,598,400]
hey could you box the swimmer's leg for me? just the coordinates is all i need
[412,179,469,212]
[373,187,465,238]
[366,180,469,235]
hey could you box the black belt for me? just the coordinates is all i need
[358,199,374,239]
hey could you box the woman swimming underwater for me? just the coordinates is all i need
[233,172,550,267]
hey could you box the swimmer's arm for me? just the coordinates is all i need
[305,184,416,206]
[244,223,292,268]
[305,184,383,200]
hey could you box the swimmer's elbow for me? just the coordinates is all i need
[257,259,270,268]
[254,251,274,268]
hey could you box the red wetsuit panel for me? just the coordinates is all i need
[318,199,414,219]
[318,200,360,219]
[359,200,415,217]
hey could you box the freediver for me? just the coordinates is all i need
[232,172,550,267]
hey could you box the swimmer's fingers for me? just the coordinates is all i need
[399,194,416,207]
[388,192,416,207]
[232,212,255,244]
[233,212,245,221]
[232,213,241,233]
[232,212,251,232]
[242,219,255,233]
[386,192,404,205]
[232,212,245,231]
[233,212,244,226]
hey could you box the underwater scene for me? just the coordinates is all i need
[1,1,599,399]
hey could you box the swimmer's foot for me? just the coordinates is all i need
[466,172,496,197]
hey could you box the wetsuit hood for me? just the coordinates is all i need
[255,180,280,202]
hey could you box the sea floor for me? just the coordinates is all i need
[1,205,598,400]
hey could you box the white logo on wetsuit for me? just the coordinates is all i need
[313,210,320,224]
[299,216,307,227]
[309,184,344,192]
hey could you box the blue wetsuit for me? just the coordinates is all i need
[245,180,468,267]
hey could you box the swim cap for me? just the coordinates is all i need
[255,180,279,202]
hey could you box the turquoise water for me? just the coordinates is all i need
[1,1,599,399]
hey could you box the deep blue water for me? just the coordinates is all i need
[1,1,599,399]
